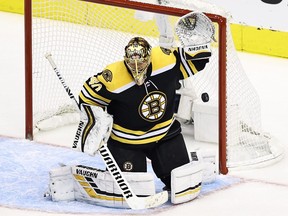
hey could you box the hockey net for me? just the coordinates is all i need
[25,0,284,173]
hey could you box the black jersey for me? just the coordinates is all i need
[79,47,209,145]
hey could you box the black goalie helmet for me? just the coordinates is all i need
[124,37,151,86]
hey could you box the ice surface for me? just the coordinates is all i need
[1,11,288,216]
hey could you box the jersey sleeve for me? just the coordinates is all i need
[78,73,112,109]
[175,47,210,80]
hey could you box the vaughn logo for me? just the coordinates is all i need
[72,121,84,149]
[75,167,99,179]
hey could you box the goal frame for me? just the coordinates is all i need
[24,0,228,174]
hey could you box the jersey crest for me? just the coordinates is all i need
[160,47,172,55]
[138,91,167,122]
[101,69,113,82]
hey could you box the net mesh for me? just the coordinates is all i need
[30,0,283,169]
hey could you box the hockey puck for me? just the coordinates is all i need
[261,0,282,4]
[201,92,209,102]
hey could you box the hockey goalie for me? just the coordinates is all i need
[45,11,217,209]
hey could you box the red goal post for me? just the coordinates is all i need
[24,0,283,174]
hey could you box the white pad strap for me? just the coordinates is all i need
[45,165,75,201]
[190,150,217,184]
[46,165,156,209]
[72,105,113,156]
[171,162,203,204]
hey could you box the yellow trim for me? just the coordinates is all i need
[79,92,103,107]
[151,47,177,71]
[74,174,85,181]
[74,174,125,201]
[83,83,111,103]
[0,0,23,14]
[113,118,173,135]
[180,64,189,79]
[2,1,287,58]
[79,181,90,187]
[83,187,124,201]
[82,106,95,144]
[187,61,198,74]
[101,62,135,92]
[175,186,201,198]
[111,118,174,144]
[231,24,288,58]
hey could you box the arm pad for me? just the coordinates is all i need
[72,105,113,156]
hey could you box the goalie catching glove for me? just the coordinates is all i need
[175,11,215,61]
[72,105,113,156]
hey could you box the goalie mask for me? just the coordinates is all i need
[124,37,151,86]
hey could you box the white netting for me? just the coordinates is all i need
[30,0,284,170]
[148,0,284,168]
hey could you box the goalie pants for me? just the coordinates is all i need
[107,121,190,188]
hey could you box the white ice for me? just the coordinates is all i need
[1,12,288,216]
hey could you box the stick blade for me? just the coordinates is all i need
[127,191,168,210]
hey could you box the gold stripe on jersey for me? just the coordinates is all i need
[79,82,111,107]
[187,60,198,74]
[180,64,189,79]
[149,47,198,79]
[113,118,173,135]
[81,106,96,151]
[110,118,174,144]
[83,82,111,104]
[79,92,105,107]
[150,63,176,77]
[98,61,135,93]
[180,60,198,78]
[150,47,177,73]
[178,47,198,78]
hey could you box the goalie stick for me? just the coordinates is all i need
[45,53,168,210]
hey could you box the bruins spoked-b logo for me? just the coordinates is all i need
[139,91,167,122]
[123,161,133,171]
[101,69,113,82]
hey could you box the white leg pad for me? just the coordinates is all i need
[45,165,156,209]
[72,165,155,208]
[48,166,75,201]
[171,162,203,204]
[190,150,217,184]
